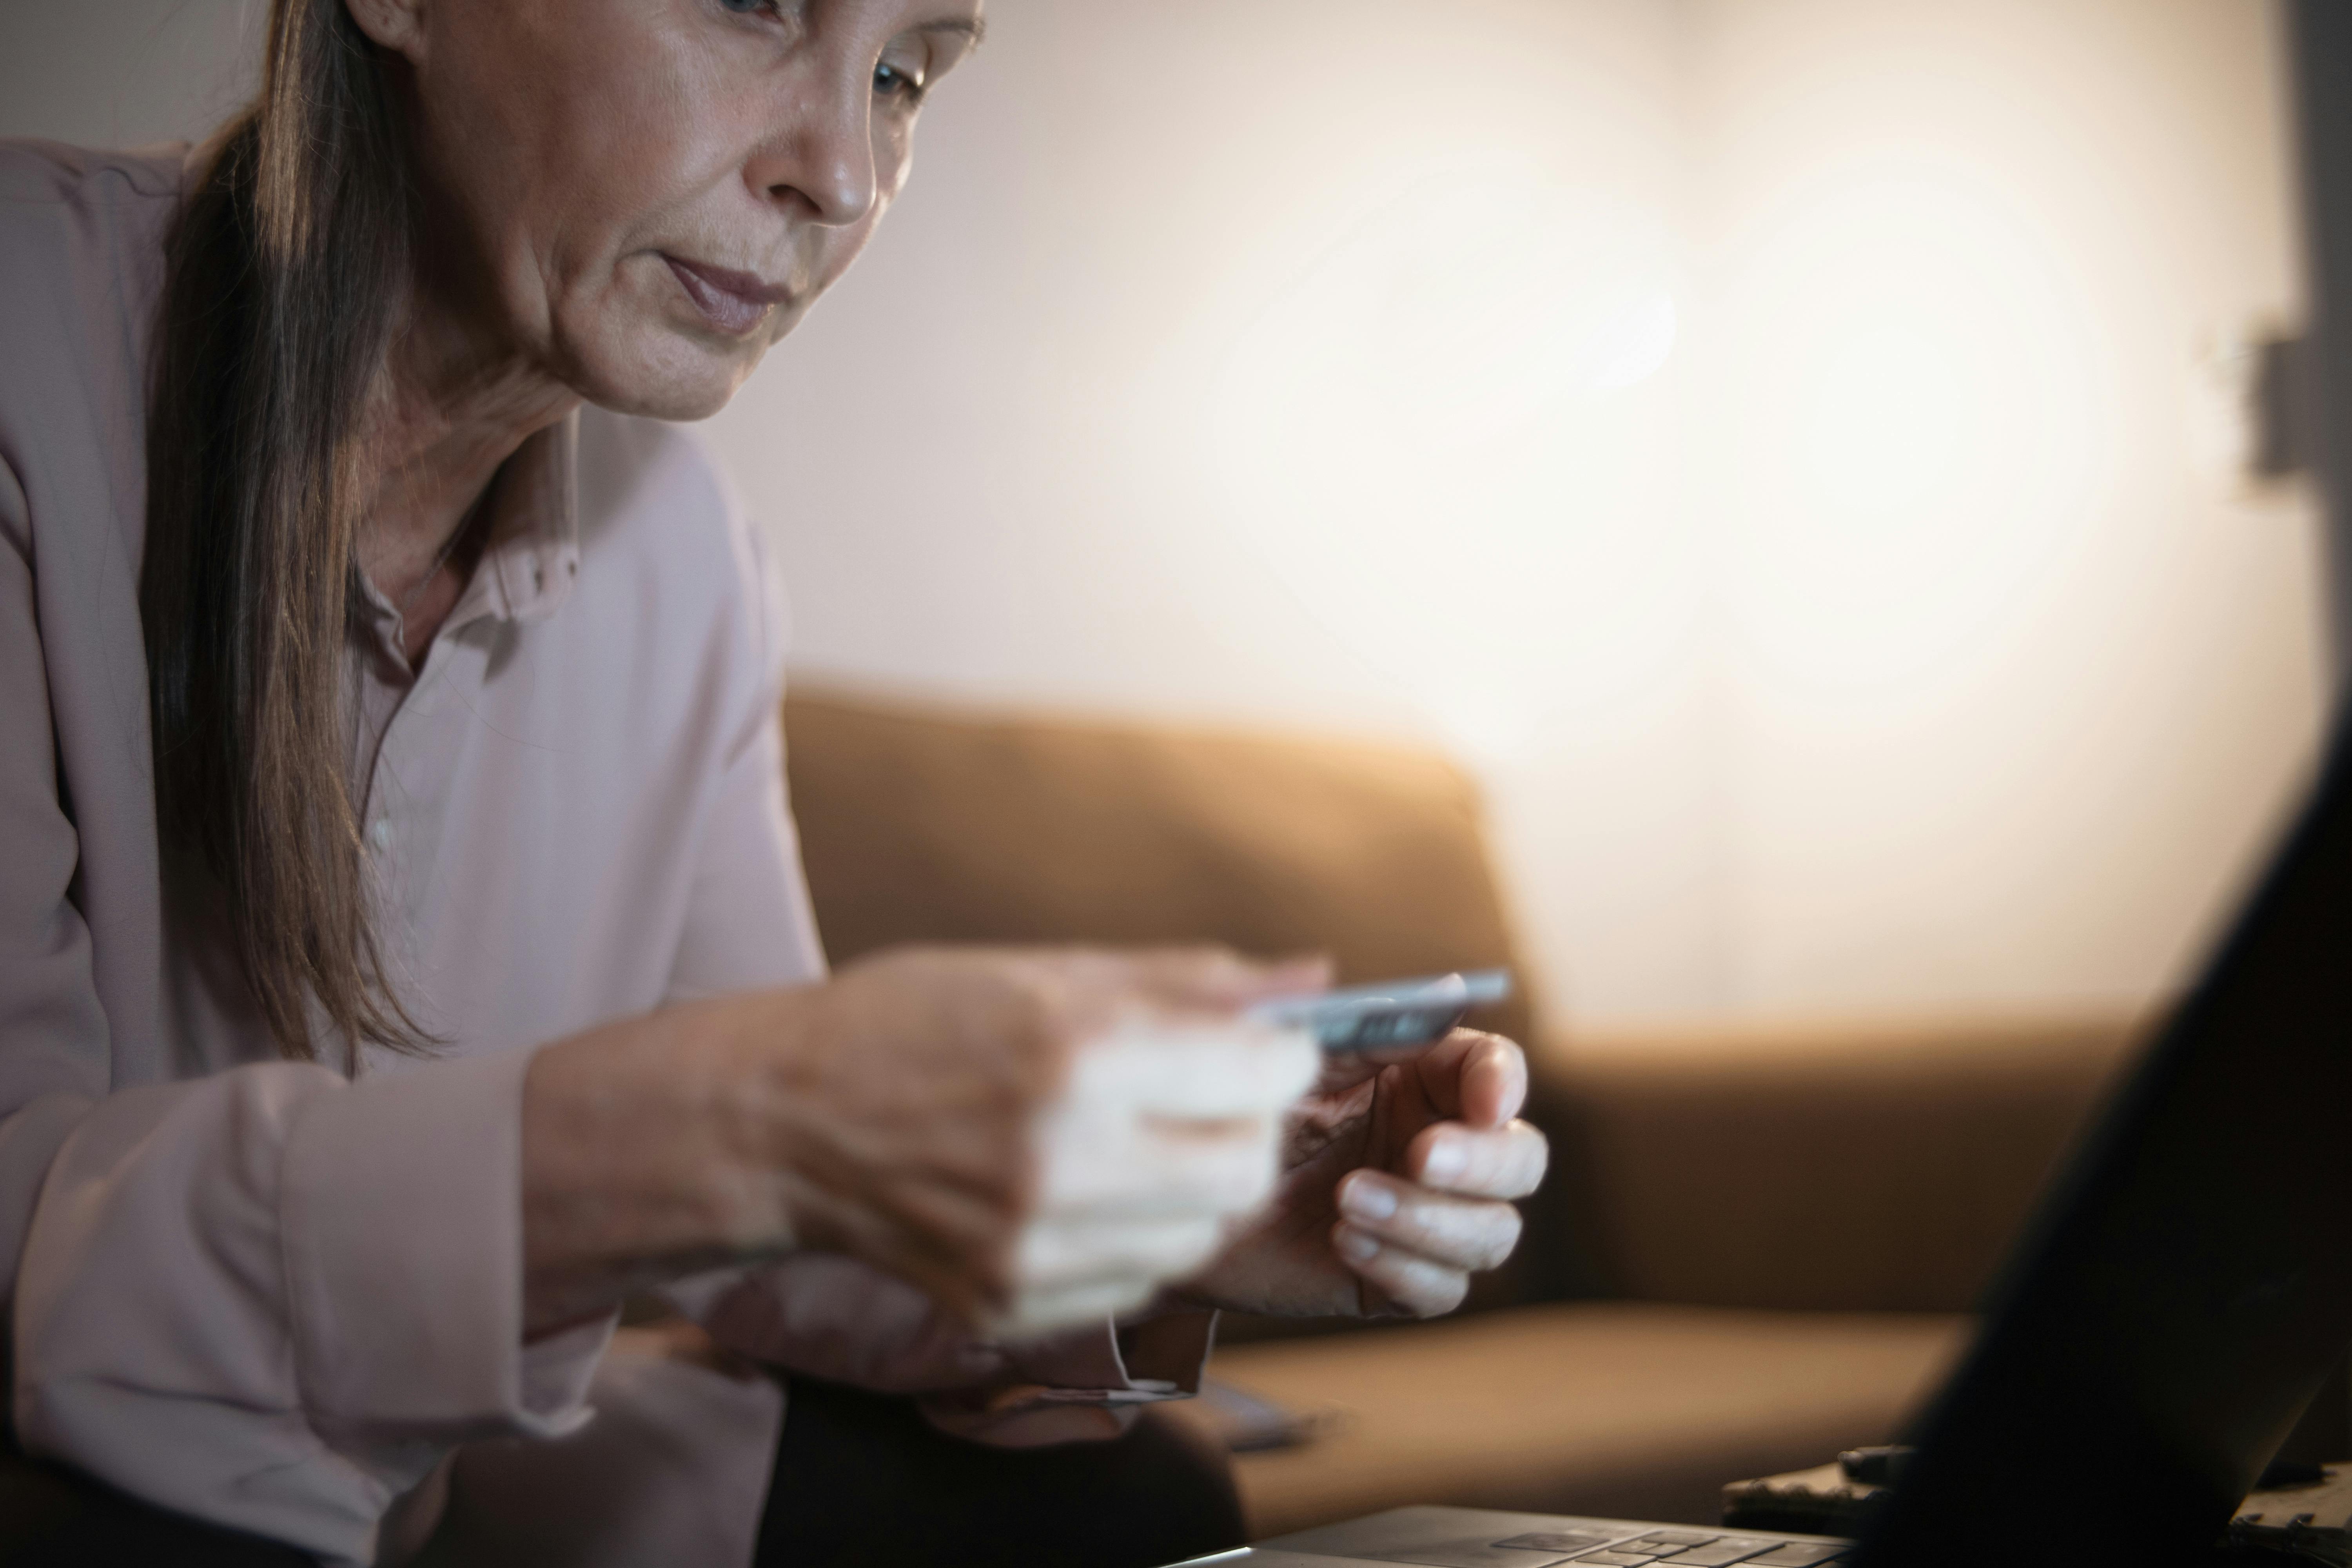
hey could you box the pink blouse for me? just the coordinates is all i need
[0,140,1201,1567]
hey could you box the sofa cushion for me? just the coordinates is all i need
[1169,1301,1968,1537]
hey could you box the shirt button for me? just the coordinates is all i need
[369,818,395,852]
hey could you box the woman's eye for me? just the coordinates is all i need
[718,0,775,15]
[874,60,927,103]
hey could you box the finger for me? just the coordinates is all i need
[989,1273,1163,1338]
[1407,1117,1548,1198]
[1015,1210,1229,1293]
[1317,1029,1477,1105]
[1036,1082,1294,1212]
[1055,1030,1318,1149]
[1337,1170,1524,1273]
[1410,1030,1528,1129]
[1349,1030,1526,1125]
[1332,1222,1470,1318]
[1121,947,1334,1011]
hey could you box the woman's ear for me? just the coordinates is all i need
[343,0,429,63]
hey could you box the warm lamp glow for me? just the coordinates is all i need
[1208,154,1686,756]
[1716,163,2108,701]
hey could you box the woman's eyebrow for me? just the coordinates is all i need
[917,16,985,47]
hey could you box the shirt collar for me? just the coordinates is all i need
[351,412,582,680]
[452,409,581,633]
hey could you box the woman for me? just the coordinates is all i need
[0,0,1548,1563]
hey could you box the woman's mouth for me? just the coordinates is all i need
[661,255,790,337]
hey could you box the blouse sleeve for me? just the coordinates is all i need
[0,457,607,1568]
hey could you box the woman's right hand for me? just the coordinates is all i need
[519,945,1324,1338]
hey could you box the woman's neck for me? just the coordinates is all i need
[358,287,582,664]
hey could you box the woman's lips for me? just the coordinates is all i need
[662,255,790,337]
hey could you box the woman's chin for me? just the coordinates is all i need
[566,330,763,422]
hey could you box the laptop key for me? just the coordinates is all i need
[1741,1548,1846,1566]
[1628,1535,1718,1549]
[1492,1535,1619,1554]
[1651,1541,1774,1566]
[1569,1554,1659,1566]
[1366,1543,1598,1568]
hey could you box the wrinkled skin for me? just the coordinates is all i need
[522,946,1321,1335]
[352,0,976,416]
[344,0,981,652]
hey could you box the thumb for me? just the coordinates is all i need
[1410,1030,1528,1129]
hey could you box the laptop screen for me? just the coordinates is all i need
[1854,714,2352,1566]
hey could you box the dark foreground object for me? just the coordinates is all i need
[0,1376,1240,1568]
[0,1441,321,1567]
[1851,710,2352,1566]
[759,1376,1246,1568]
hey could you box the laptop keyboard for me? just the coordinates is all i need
[1488,1532,1846,1568]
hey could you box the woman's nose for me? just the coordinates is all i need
[746,71,880,229]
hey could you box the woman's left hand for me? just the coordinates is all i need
[1178,1028,1549,1318]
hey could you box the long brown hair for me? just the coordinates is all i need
[143,0,426,1061]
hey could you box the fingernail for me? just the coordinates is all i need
[1341,1177,1397,1222]
[1421,1140,1467,1184]
[1336,1225,1381,1263]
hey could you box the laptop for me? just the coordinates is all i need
[1166,710,2352,1568]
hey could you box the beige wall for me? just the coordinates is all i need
[0,2,259,151]
[1687,0,2327,1017]
[1,1,2327,1031]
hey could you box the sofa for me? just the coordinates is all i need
[779,688,2145,1535]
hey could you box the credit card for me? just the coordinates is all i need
[1249,969,1513,1052]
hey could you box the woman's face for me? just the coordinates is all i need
[352,0,982,419]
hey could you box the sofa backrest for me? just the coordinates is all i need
[1550,1014,2143,1313]
[783,690,1535,1050]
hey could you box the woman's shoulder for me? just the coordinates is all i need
[0,139,187,208]
[0,142,188,554]
[0,139,187,276]
[0,141,187,423]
